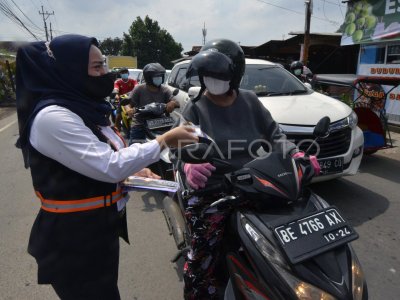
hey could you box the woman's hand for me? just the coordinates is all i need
[183,163,216,190]
[134,168,161,179]
[156,126,198,149]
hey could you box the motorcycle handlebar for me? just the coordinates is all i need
[183,183,224,199]
[120,97,131,106]
[135,102,167,118]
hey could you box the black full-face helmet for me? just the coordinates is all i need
[143,63,166,86]
[290,61,304,74]
[186,50,234,81]
[200,39,245,90]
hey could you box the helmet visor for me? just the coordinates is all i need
[186,50,233,81]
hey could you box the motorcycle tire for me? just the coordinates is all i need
[162,196,187,249]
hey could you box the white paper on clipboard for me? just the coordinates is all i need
[121,176,180,193]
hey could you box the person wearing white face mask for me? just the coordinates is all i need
[289,60,313,83]
[124,63,179,144]
[180,39,300,299]
[202,76,230,95]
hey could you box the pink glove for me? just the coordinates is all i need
[292,152,321,176]
[183,163,216,190]
[309,155,321,176]
[292,151,305,159]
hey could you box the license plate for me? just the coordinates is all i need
[273,207,358,264]
[146,117,175,130]
[318,157,344,175]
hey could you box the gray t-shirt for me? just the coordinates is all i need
[182,89,295,178]
[128,84,173,126]
[128,84,173,107]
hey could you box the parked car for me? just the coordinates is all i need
[135,69,171,85]
[167,58,364,182]
[128,68,142,81]
[164,69,171,83]
[136,70,144,84]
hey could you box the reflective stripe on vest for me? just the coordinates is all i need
[35,189,124,213]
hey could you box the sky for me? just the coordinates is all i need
[0,0,348,53]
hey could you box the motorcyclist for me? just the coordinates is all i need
[124,63,179,144]
[112,67,137,132]
[180,39,301,299]
[290,60,313,83]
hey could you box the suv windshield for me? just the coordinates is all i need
[241,65,308,96]
[184,64,308,96]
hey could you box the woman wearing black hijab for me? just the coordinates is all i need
[15,34,197,299]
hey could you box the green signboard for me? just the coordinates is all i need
[341,0,400,46]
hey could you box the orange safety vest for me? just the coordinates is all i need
[35,189,124,213]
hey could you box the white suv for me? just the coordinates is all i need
[167,58,364,181]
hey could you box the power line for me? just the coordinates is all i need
[0,0,41,40]
[10,0,42,31]
[319,0,345,20]
[337,0,345,17]
[318,0,346,7]
[0,0,43,35]
[28,0,40,10]
[322,0,329,21]
[254,0,340,26]
[300,0,346,7]
[254,0,303,16]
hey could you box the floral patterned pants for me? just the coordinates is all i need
[183,196,230,300]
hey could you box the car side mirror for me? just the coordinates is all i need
[304,82,312,89]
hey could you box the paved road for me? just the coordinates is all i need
[0,110,399,299]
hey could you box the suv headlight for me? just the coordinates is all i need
[348,111,358,129]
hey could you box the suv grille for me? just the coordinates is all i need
[286,128,352,158]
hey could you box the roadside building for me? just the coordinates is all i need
[340,0,400,125]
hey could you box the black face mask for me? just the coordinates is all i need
[84,72,115,100]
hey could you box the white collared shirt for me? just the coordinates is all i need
[30,105,161,210]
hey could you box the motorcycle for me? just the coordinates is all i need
[105,94,118,124]
[116,93,132,138]
[162,117,368,299]
[132,88,180,179]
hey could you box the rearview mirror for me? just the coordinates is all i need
[178,143,214,163]
[188,87,201,100]
[313,116,330,138]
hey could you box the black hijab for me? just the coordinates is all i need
[16,34,113,167]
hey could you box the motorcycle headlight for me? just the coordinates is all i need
[240,215,288,270]
[352,255,365,300]
[241,215,337,300]
[276,265,337,300]
[347,111,358,129]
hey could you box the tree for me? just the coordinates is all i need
[98,37,123,56]
[122,15,183,69]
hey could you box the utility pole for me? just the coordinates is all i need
[39,6,54,41]
[202,22,207,45]
[50,22,53,40]
[302,0,312,64]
